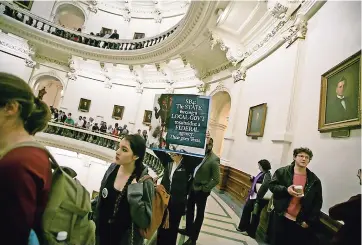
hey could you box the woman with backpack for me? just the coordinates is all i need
[0,73,52,245]
[95,134,155,245]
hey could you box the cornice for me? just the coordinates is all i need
[0,1,216,65]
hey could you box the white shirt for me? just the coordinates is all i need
[169,162,179,183]
[193,157,206,178]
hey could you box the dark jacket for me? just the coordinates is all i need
[193,152,220,193]
[269,162,323,227]
[154,150,201,204]
[95,164,154,245]
[329,194,361,245]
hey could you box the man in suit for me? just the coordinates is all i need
[179,135,220,245]
[326,77,357,123]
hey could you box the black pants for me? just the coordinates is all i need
[238,198,268,237]
[185,190,210,241]
[271,213,312,245]
[157,200,185,245]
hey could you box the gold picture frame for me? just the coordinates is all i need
[246,103,267,137]
[78,98,91,112]
[318,51,361,132]
[143,110,152,125]
[112,105,124,120]
[14,1,34,10]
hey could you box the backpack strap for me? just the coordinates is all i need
[0,141,61,170]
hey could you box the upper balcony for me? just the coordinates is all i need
[0,1,218,65]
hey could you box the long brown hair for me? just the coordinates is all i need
[0,73,51,135]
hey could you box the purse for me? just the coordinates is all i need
[256,183,273,200]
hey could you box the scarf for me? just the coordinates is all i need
[248,171,264,199]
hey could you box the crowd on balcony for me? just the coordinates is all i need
[3,4,174,51]
[49,106,149,142]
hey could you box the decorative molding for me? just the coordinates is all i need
[201,62,232,79]
[283,15,308,47]
[268,1,288,19]
[24,58,36,68]
[66,72,78,81]
[88,4,98,14]
[29,71,66,90]
[0,39,33,56]
[165,86,174,94]
[35,54,68,67]
[232,66,246,83]
[197,82,210,94]
[68,57,76,73]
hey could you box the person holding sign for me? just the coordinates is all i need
[153,147,202,245]
[178,133,220,245]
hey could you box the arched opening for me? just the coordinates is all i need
[209,91,231,157]
[54,4,85,30]
[34,75,64,109]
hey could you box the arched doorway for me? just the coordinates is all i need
[209,91,231,157]
[53,3,85,30]
[34,75,64,109]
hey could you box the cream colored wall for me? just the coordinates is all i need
[222,0,361,212]
[288,1,361,212]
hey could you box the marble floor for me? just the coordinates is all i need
[175,191,260,245]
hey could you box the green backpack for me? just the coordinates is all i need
[2,141,95,245]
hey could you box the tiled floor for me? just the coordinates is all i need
[175,191,262,245]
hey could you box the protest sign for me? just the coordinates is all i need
[149,94,211,157]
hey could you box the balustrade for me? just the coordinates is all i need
[0,1,178,51]
[43,122,164,176]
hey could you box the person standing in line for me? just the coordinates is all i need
[153,147,202,245]
[269,147,323,245]
[237,159,272,238]
[0,73,52,245]
[94,134,154,245]
[179,135,220,245]
[328,168,361,245]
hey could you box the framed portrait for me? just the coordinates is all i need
[246,103,267,137]
[318,51,361,132]
[78,98,91,112]
[143,110,152,125]
[91,190,99,200]
[133,32,145,40]
[112,105,124,120]
[14,1,33,10]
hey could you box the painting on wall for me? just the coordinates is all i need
[318,50,361,132]
[14,1,34,10]
[112,105,124,120]
[246,103,267,137]
[78,98,91,112]
[143,110,152,125]
[133,32,145,40]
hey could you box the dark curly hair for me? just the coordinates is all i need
[258,159,271,171]
[293,147,313,160]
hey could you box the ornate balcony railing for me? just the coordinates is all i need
[0,1,178,51]
[43,122,164,176]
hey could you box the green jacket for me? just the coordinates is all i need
[95,164,154,245]
[193,152,220,193]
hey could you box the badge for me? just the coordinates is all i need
[102,188,108,198]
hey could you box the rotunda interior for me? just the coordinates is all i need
[0,0,361,245]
